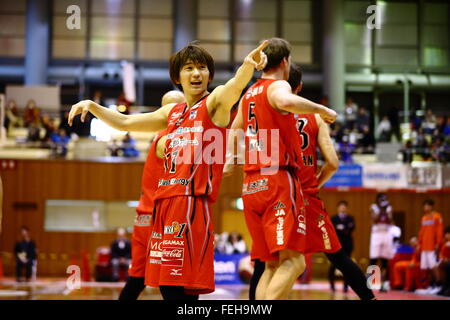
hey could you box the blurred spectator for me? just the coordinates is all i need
[392,236,421,291]
[444,118,450,136]
[121,133,140,157]
[401,140,414,163]
[225,232,247,254]
[344,97,358,130]
[109,139,120,157]
[329,200,355,293]
[417,199,443,293]
[27,121,41,143]
[14,226,37,282]
[41,115,57,145]
[93,90,104,106]
[376,116,392,142]
[59,111,72,136]
[422,109,436,134]
[4,99,22,131]
[110,227,131,282]
[23,100,40,128]
[356,107,370,133]
[337,136,355,163]
[358,125,375,153]
[50,128,70,157]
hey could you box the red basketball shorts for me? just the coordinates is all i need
[242,169,307,262]
[145,195,215,295]
[303,193,341,254]
[128,213,152,277]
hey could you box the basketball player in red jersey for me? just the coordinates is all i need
[283,64,375,300]
[225,38,337,300]
[118,90,185,300]
[68,41,268,300]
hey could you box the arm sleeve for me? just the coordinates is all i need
[110,241,119,259]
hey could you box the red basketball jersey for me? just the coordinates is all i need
[136,104,187,215]
[154,95,227,202]
[295,113,319,194]
[242,79,303,172]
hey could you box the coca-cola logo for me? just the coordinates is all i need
[163,249,183,258]
[161,247,184,267]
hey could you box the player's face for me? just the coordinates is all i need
[423,204,432,213]
[178,61,210,96]
[337,204,347,213]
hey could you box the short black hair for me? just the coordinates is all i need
[263,38,291,72]
[287,63,302,91]
[337,200,348,207]
[423,199,435,206]
[20,226,29,232]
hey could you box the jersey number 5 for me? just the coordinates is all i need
[246,102,258,136]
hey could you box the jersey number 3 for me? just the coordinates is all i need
[296,118,309,150]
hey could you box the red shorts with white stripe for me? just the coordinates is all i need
[128,213,152,277]
[144,195,215,294]
[303,193,341,254]
[242,169,307,262]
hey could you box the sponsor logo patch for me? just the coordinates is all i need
[161,247,184,267]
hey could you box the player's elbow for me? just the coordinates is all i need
[275,97,292,112]
[329,160,339,172]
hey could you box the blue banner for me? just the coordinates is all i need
[214,253,248,285]
[324,164,363,188]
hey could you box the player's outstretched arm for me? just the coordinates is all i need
[208,41,268,127]
[267,81,337,124]
[316,114,339,188]
[68,100,176,132]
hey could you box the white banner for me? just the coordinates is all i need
[407,162,442,189]
[362,163,408,189]
[122,62,136,103]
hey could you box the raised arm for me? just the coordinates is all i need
[208,41,268,127]
[68,100,176,132]
[316,114,340,188]
[267,81,337,124]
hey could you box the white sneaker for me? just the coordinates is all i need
[415,288,431,295]
[429,287,442,295]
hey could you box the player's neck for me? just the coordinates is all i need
[185,91,209,108]
[261,68,286,81]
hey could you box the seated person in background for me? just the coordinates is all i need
[437,227,450,296]
[224,232,247,254]
[392,236,421,291]
[50,128,70,157]
[121,133,140,157]
[110,227,131,281]
[14,226,37,282]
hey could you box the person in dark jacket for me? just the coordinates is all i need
[329,201,355,292]
[14,226,37,282]
[110,227,131,281]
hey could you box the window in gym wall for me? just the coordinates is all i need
[234,0,277,62]
[44,200,135,232]
[421,2,449,68]
[344,0,372,66]
[0,0,26,57]
[374,1,418,67]
[89,0,135,60]
[197,0,231,62]
[137,0,173,61]
[52,0,87,59]
[282,0,313,65]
